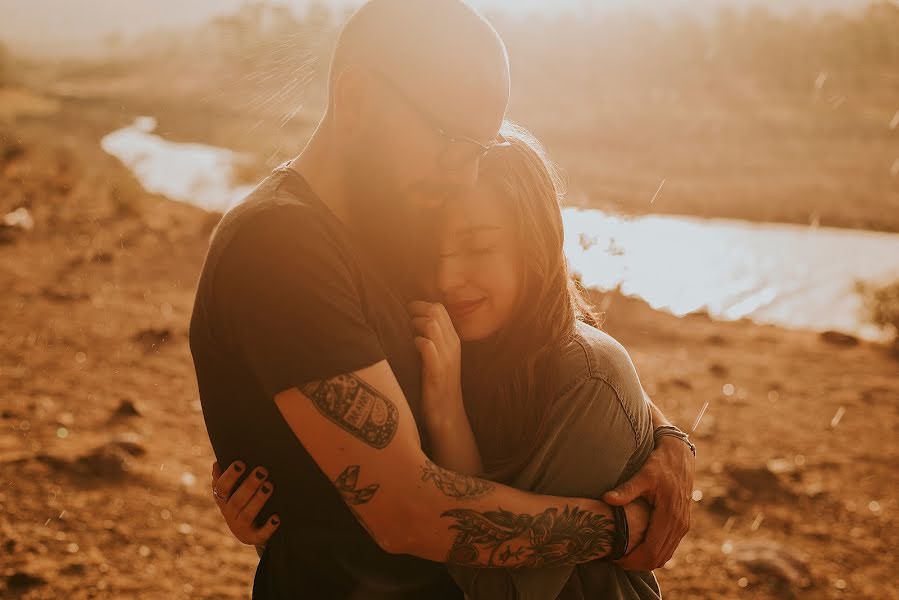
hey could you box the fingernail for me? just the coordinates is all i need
[234,462,244,472]
[261,484,271,493]
[255,469,266,480]
[271,516,280,525]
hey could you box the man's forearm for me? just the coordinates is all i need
[369,454,624,569]
[642,386,671,428]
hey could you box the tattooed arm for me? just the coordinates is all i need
[274,360,650,568]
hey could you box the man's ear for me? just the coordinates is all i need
[332,65,371,135]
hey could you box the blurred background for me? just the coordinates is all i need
[1,1,897,598]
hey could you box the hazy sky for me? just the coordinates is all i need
[1,0,874,55]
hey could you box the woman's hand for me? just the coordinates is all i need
[408,301,483,475]
[408,301,464,429]
[211,460,280,548]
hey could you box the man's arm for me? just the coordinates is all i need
[602,386,695,570]
[643,386,672,428]
[274,360,646,568]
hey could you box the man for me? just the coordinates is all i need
[189,1,694,597]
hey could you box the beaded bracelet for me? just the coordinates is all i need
[653,425,697,457]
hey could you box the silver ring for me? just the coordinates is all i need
[212,488,230,501]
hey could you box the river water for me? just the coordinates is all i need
[102,117,899,340]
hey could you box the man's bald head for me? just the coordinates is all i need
[321,0,511,278]
[328,0,510,135]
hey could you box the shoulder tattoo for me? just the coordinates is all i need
[301,374,399,449]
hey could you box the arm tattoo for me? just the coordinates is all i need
[441,505,616,567]
[334,465,379,505]
[301,374,398,448]
[421,459,494,501]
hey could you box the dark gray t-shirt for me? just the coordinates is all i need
[189,165,459,599]
[450,321,661,600]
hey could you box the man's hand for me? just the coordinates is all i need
[211,461,280,547]
[603,436,695,570]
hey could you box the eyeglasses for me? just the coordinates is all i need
[372,69,510,171]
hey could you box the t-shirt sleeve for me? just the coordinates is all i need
[210,206,385,398]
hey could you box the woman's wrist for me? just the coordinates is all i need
[423,385,465,423]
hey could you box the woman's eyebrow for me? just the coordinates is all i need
[457,224,502,236]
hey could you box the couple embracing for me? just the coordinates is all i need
[189,1,695,598]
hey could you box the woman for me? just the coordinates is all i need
[212,122,662,599]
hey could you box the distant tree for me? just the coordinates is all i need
[857,280,899,344]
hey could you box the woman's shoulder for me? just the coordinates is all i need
[557,321,642,397]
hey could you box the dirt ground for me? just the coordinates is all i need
[1,95,897,599]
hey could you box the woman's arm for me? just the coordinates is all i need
[408,300,483,475]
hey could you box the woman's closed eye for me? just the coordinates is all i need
[466,245,496,256]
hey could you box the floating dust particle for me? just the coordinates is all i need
[75,352,87,364]
[721,540,733,554]
[835,579,847,590]
[722,384,735,396]
[650,178,666,204]
[750,513,764,531]
[57,427,69,438]
[691,489,703,502]
[767,390,780,402]
[869,500,881,513]
[738,577,749,588]
[830,406,846,428]
[691,400,710,433]
[794,454,806,466]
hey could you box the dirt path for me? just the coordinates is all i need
[1,101,897,599]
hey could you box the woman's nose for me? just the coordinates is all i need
[436,256,466,295]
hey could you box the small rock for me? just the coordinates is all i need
[669,378,693,390]
[819,330,859,347]
[112,400,142,419]
[708,363,728,377]
[6,571,47,590]
[61,562,87,576]
[91,250,114,264]
[3,207,34,231]
[132,328,171,352]
[725,464,796,502]
[74,440,144,480]
[732,540,813,589]
[766,458,797,475]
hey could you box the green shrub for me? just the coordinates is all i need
[857,280,899,341]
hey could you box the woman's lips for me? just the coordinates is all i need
[445,298,487,319]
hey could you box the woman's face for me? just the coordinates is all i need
[427,182,523,341]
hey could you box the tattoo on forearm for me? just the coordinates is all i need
[441,505,616,567]
[301,374,398,448]
[421,459,494,501]
[334,465,379,505]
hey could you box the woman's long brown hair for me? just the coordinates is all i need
[460,120,599,483]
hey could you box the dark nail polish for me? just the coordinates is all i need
[261,484,271,493]
[234,463,244,472]
[271,516,279,525]
[255,470,266,480]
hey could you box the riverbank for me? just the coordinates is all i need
[1,95,897,599]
